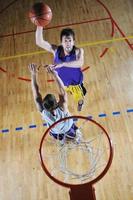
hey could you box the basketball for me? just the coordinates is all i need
[29,2,52,27]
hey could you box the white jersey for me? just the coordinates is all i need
[41,107,73,134]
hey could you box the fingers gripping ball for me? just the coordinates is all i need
[29,2,52,27]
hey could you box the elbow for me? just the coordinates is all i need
[35,36,43,47]
[80,58,84,66]
[80,57,84,66]
[80,61,84,67]
[78,60,84,68]
[36,40,42,47]
[77,58,84,67]
[36,41,45,49]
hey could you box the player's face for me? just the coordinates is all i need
[48,104,58,115]
[49,107,57,116]
[61,35,75,53]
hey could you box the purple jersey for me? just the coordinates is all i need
[54,47,83,86]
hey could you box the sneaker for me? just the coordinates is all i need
[75,129,82,144]
[59,137,66,146]
[77,100,84,111]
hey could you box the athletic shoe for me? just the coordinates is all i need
[77,100,84,111]
[75,129,82,144]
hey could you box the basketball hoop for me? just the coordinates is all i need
[39,116,113,200]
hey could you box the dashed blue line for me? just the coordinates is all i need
[0,108,133,134]
[112,111,120,115]
[127,109,133,113]
[2,129,9,133]
[15,127,23,131]
[98,113,107,117]
[43,123,47,126]
[29,125,37,128]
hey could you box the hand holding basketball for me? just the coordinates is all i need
[29,2,52,27]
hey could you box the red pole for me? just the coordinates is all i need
[69,184,96,200]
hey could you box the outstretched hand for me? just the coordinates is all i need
[46,65,58,75]
[28,63,38,75]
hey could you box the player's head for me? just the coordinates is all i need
[42,94,58,111]
[60,28,75,53]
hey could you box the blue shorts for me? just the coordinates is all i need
[50,123,78,140]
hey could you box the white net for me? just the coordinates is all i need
[40,117,112,185]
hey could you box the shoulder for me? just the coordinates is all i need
[34,96,44,112]
[51,44,58,51]
[75,48,84,55]
[36,95,42,103]
[41,108,47,116]
[58,105,69,115]
[58,94,65,105]
[50,44,58,55]
[75,48,84,59]
[58,94,68,112]
[54,46,65,60]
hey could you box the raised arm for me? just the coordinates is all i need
[47,66,68,111]
[29,63,43,112]
[35,26,56,54]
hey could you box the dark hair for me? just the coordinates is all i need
[60,28,75,41]
[57,45,77,59]
[42,94,58,111]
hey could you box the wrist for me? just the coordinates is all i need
[61,63,64,67]
[31,73,36,77]
[37,26,43,31]
[56,63,63,68]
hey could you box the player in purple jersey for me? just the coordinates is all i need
[35,26,87,111]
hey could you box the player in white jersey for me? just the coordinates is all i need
[29,63,81,143]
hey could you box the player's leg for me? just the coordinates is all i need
[65,123,82,144]
[77,83,87,111]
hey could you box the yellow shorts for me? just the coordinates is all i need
[65,84,84,102]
